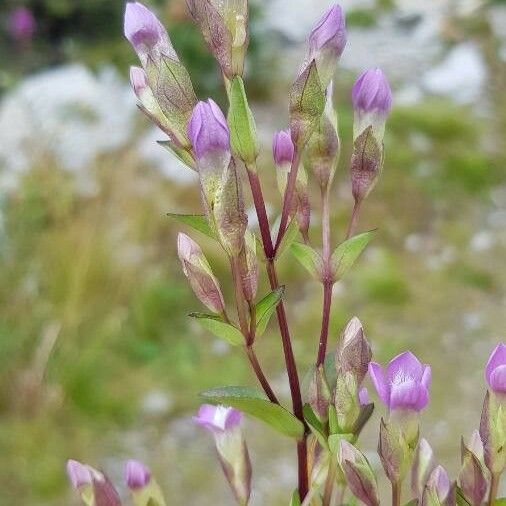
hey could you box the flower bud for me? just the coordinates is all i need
[421,465,454,506]
[350,68,392,203]
[239,230,258,302]
[334,372,360,433]
[378,417,411,485]
[307,5,347,90]
[485,342,506,395]
[92,476,122,506]
[125,460,151,490]
[177,233,226,314]
[459,432,488,506]
[305,82,340,189]
[188,0,249,78]
[411,438,437,500]
[9,7,36,42]
[273,130,294,167]
[66,459,92,491]
[194,404,251,505]
[339,440,380,506]
[479,390,506,476]
[337,317,372,386]
[308,365,332,423]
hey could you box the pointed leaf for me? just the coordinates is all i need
[331,230,376,279]
[189,313,244,346]
[290,242,323,279]
[167,213,214,239]
[289,490,302,506]
[255,287,285,336]
[303,404,328,449]
[201,386,304,438]
[276,218,299,260]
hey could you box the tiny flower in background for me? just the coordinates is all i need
[125,459,151,490]
[9,7,36,42]
[307,4,347,89]
[194,404,252,505]
[485,342,506,394]
[421,465,454,506]
[177,233,226,314]
[350,67,392,203]
[369,351,431,413]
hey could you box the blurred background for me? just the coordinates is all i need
[0,0,505,504]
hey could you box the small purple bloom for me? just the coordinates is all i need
[485,342,506,394]
[124,459,151,490]
[129,66,148,98]
[272,130,294,166]
[66,459,92,489]
[369,351,431,412]
[309,4,347,58]
[188,99,230,160]
[359,387,369,406]
[9,7,36,41]
[194,404,242,433]
[352,68,392,115]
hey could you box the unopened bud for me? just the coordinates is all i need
[125,460,167,506]
[421,465,454,506]
[459,432,488,506]
[479,390,506,476]
[66,459,92,491]
[337,316,372,385]
[339,440,380,506]
[125,460,151,490]
[378,417,411,485]
[411,438,437,500]
[177,233,225,314]
[334,372,360,433]
[309,365,332,422]
[350,68,392,203]
[188,0,249,78]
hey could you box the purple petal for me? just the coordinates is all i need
[358,387,369,406]
[489,364,506,394]
[124,2,166,51]
[66,459,92,489]
[193,404,241,433]
[124,459,151,490]
[309,4,347,56]
[224,408,243,430]
[428,465,450,501]
[390,380,429,412]
[421,365,432,391]
[485,342,506,387]
[352,68,392,115]
[387,351,424,383]
[368,362,389,406]
[272,129,294,166]
[130,66,148,98]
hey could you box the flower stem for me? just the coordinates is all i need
[392,481,401,506]
[488,472,500,506]
[275,151,301,252]
[322,457,336,506]
[346,199,362,240]
[245,345,279,404]
[316,281,333,367]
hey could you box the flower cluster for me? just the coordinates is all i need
[64,2,506,505]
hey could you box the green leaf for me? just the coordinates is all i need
[201,386,304,438]
[303,404,328,449]
[227,76,259,164]
[157,140,195,170]
[167,213,214,239]
[290,242,322,279]
[289,490,301,506]
[289,60,325,148]
[493,499,506,506]
[189,313,244,346]
[255,287,285,336]
[276,218,299,260]
[353,403,374,437]
[331,230,376,279]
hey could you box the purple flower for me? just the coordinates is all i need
[66,459,93,489]
[124,2,165,51]
[309,4,347,59]
[124,459,151,490]
[188,99,230,160]
[272,130,294,166]
[194,404,242,433]
[369,351,431,412]
[352,68,392,115]
[9,7,36,41]
[485,342,506,394]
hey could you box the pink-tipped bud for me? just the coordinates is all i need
[177,233,225,314]
[125,459,151,490]
[422,465,454,506]
[66,459,92,490]
[273,130,294,166]
[352,68,393,117]
[485,342,506,394]
[308,366,332,422]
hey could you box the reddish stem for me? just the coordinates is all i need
[246,346,279,404]
[346,199,362,240]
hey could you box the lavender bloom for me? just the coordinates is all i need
[194,404,242,433]
[188,99,230,161]
[124,2,176,63]
[352,68,393,117]
[273,130,294,167]
[124,459,151,490]
[307,4,347,88]
[66,459,92,490]
[369,351,431,412]
[9,7,36,42]
[485,342,506,394]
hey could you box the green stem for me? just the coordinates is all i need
[392,481,401,506]
[488,472,500,506]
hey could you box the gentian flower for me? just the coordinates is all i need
[273,130,294,167]
[369,351,431,413]
[485,342,506,394]
[9,7,36,42]
[177,233,225,314]
[194,404,251,504]
[352,68,393,122]
[124,459,151,490]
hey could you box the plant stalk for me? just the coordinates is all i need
[346,199,362,240]
[488,472,500,506]
[245,345,279,404]
[391,481,401,506]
